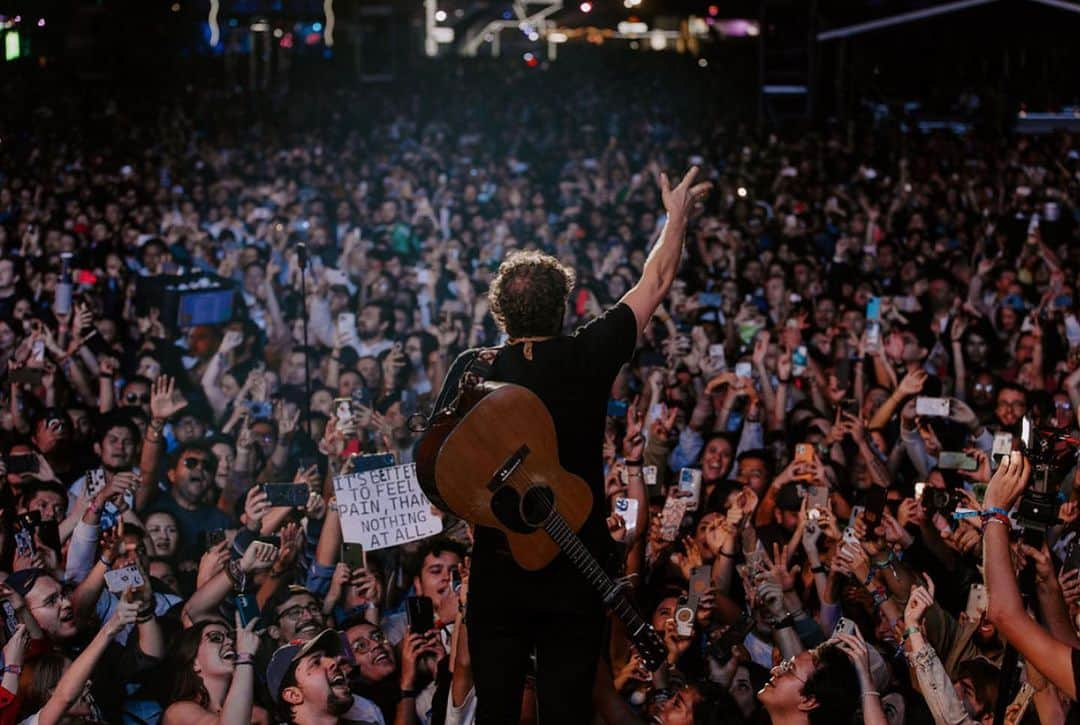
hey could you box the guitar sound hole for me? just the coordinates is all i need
[520,486,555,527]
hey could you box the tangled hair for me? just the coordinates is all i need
[488,251,575,338]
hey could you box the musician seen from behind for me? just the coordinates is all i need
[433,167,711,723]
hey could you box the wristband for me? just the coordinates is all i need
[99,556,113,568]
[862,691,881,698]
[901,626,920,641]
[717,549,736,559]
[772,614,796,629]
[3,665,21,675]
[983,507,1010,518]
[810,565,827,574]
[400,689,418,699]
[624,459,644,467]
[981,513,1010,531]
[233,655,254,666]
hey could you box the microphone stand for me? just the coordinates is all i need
[297,242,312,439]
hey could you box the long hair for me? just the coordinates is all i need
[167,620,218,709]
[18,650,67,722]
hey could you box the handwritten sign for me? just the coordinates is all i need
[333,463,442,550]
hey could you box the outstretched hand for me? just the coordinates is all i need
[659,166,712,221]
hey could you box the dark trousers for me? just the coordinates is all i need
[467,601,604,724]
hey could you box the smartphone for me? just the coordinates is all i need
[1,602,17,639]
[795,443,814,463]
[235,592,261,627]
[807,485,829,512]
[607,399,629,418]
[350,453,395,474]
[992,432,1013,462]
[99,500,122,531]
[965,584,988,621]
[791,346,808,377]
[341,542,365,570]
[336,313,356,339]
[865,297,881,321]
[938,451,978,471]
[865,320,881,353]
[334,398,354,427]
[843,525,861,547]
[614,497,639,535]
[674,597,695,637]
[708,344,726,371]
[30,340,44,363]
[103,564,146,594]
[7,454,38,475]
[833,617,857,638]
[687,565,712,609]
[1065,539,1080,574]
[915,482,927,502]
[745,549,769,579]
[243,400,273,419]
[915,397,951,417]
[678,468,702,511]
[835,357,851,391]
[1020,415,1035,454]
[734,362,752,379]
[261,483,311,507]
[642,465,658,487]
[405,596,435,633]
[863,487,887,529]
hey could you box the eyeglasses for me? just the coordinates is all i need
[279,603,322,622]
[772,657,807,685]
[350,629,387,655]
[203,629,232,644]
[31,590,70,610]
[996,400,1027,411]
[973,383,994,393]
[124,393,151,404]
[1056,401,1073,411]
[182,457,212,471]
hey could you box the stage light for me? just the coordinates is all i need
[171,4,180,12]
[698,58,708,68]
[273,28,283,37]
[580,2,592,12]
[527,31,539,41]
[313,22,323,31]
[435,10,447,22]
[708,5,719,16]
[36,18,44,27]
[737,186,748,197]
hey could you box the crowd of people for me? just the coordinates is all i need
[0,56,1077,724]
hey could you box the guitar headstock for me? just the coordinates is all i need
[634,624,669,672]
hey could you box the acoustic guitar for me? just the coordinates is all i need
[415,380,667,671]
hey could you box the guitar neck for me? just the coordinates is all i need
[542,514,652,640]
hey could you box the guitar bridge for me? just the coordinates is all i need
[487,445,530,492]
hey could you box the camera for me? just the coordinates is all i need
[1015,416,1061,542]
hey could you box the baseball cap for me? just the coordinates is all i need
[266,629,350,703]
[5,568,45,598]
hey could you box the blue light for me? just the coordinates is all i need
[313,22,323,31]
[502,10,512,19]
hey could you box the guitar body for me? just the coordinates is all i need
[415,382,592,570]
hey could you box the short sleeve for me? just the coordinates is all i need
[572,303,638,380]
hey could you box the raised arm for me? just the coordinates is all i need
[983,452,1077,699]
[620,167,712,331]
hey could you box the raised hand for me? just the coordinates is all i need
[983,451,1031,512]
[235,610,260,657]
[240,540,278,573]
[150,375,188,421]
[658,166,713,221]
[897,369,928,397]
[904,576,935,628]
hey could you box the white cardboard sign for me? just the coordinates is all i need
[333,463,442,550]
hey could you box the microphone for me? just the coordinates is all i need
[296,242,308,267]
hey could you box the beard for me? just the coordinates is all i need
[327,687,353,715]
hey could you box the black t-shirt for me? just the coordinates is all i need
[452,302,638,614]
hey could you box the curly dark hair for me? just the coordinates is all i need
[488,251,575,338]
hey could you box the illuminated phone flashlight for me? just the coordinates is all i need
[736,187,748,198]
